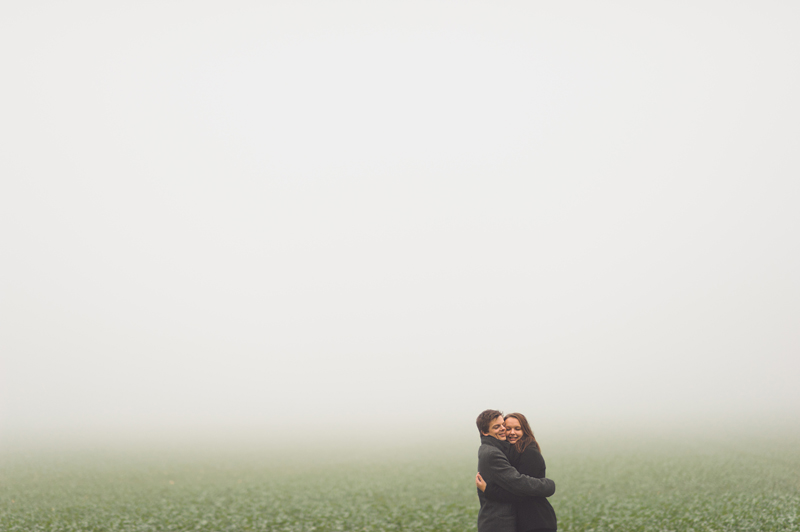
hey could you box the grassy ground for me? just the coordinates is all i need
[1,435,798,531]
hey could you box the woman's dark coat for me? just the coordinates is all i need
[483,443,557,532]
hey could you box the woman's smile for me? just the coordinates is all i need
[504,417,523,445]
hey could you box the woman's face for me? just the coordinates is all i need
[504,417,524,445]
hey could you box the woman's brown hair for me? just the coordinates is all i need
[505,413,541,454]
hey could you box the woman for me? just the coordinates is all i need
[476,413,557,532]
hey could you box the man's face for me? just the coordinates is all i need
[482,415,507,440]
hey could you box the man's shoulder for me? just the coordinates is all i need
[478,442,501,453]
[478,443,507,461]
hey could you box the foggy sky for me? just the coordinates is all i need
[2,1,798,445]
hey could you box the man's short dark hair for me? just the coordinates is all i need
[476,409,503,435]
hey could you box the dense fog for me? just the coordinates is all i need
[2,1,798,449]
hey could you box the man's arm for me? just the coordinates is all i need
[483,483,530,503]
[480,448,555,497]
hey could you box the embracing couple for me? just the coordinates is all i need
[475,409,557,532]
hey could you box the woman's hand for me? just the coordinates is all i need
[475,472,487,492]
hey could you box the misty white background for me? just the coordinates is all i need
[2,1,798,444]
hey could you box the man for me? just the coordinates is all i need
[476,409,555,532]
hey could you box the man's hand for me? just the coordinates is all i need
[476,472,487,492]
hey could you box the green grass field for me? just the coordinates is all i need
[1,434,798,531]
